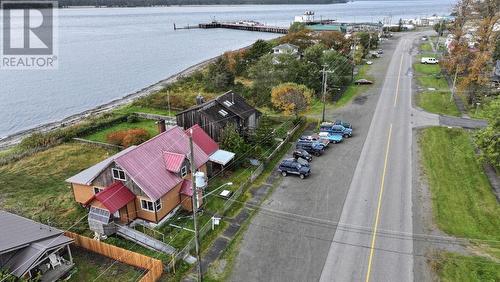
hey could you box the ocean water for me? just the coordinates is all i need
[0,0,455,138]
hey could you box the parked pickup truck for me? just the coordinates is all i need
[318,132,343,143]
[278,159,311,179]
[334,120,352,129]
[421,57,439,64]
[320,123,353,138]
[300,135,330,147]
[296,141,324,156]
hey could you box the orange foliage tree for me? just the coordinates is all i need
[271,83,313,117]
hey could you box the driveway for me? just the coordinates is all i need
[230,35,403,282]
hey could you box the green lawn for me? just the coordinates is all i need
[418,91,461,117]
[419,127,500,241]
[420,42,433,52]
[83,119,158,143]
[413,54,460,116]
[114,104,175,116]
[434,252,500,282]
[69,247,144,282]
[0,143,116,228]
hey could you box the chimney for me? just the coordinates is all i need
[196,94,205,105]
[156,119,166,133]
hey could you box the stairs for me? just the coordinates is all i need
[116,224,176,255]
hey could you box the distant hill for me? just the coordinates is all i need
[56,0,348,7]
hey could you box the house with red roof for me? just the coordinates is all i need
[66,125,218,232]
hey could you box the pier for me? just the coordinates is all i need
[198,21,288,34]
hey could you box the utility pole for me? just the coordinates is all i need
[320,65,334,123]
[451,67,458,102]
[189,130,202,282]
[351,38,357,81]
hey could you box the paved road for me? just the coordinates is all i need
[319,35,416,282]
[230,35,406,281]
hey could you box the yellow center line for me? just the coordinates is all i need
[364,123,393,282]
[393,53,405,107]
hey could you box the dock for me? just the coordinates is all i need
[198,21,288,34]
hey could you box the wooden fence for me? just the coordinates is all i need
[65,232,163,282]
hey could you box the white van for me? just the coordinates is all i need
[421,57,439,64]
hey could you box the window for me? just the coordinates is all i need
[93,187,103,194]
[181,166,188,178]
[141,199,161,212]
[112,168,126,181]
[218,109,228,117]
[223,100,234,107]
[155,199,162,211]
[141,199,154,212]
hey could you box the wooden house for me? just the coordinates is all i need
[176,91,261,141]
[66,126,213,234]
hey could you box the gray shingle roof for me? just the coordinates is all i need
[0,211,73,277]
[65,146,136,185]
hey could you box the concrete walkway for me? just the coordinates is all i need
[410,108,488,129]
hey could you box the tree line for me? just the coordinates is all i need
[31,0,348,7]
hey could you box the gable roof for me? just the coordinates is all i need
[115,126,209,201]
[164,152,186,173]
[273,43,299,51]
[215,91,257,120]
[0,211,69,254]
[187,124,219,156]
[177,91,259,122]
[94,182,135,213]
[0,211,73,277]
[65,146,137,185]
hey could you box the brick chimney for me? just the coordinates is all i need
[156,119,166,134]
[196,94,205,105]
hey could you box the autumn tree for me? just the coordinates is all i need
[271,83,313,117]
[316,31,351,54]
[279,29,314,50]
[455,0,499,104]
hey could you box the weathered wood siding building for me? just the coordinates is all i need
[176,91,261,141]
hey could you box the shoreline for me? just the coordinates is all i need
[0,56,221,150]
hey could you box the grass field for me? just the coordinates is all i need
[418,91,461,117]
[420,42,433,52]
[83,119,158,143]
[0,143,115,227]
[433,252,500,282]
[114,104,175,116]
[414,54,460,116]
[419,127,500,241]
[420,127,500,280]
[69,247,144,282]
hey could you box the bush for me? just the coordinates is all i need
[106,129,150,147]
[18,114,128,151]
[127,114,139,123]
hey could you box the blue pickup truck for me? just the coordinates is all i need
[318,132,343,143]
[320,122,353,138]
